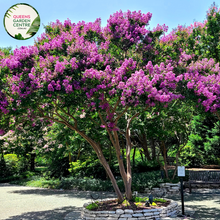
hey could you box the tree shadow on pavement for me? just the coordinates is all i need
[189,205,220,219]
[8,188,116,200]
[3,206,81,220]
[168,192,220,201]
[164,192,220,219]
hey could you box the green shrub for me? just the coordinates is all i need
[0,158,7,178]
[69,158,119,180]
[153,198,167,203]
[0,171,35,183]
[132,160,160,173]
[133,196,147,202]
[4,154,19,174]
[59,176,114,191]
[0,154,30,178]
[86,202,98,210]
[132,171,163,192]
[35,156,48,166]
[46,156,70,178]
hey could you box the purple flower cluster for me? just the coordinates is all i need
[0,91,9,114]
[184,58,220,112]
[152,24,168,33]
[160,20,207,44]
[0,7,220,118]
[119,61,184,106]
[104,10,152,47]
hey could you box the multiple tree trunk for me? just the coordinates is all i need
[36,104,185,202]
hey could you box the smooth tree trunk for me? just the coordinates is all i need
[106,144,112,180]
[125,119,132,200]
[39,106,140,202]
[76,129,124,202]
[161,141,169,179]
[112,130,131,200]
[140,133,151,160]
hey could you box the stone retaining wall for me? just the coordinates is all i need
[144,183,180,195]
[81,199,179,220]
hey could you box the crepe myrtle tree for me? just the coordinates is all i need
[0,10,189,201]
[0,48,14,160]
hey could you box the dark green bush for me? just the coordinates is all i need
[0,171,36,183]
[59,176,114,191]
[45,156,70,178]
[132,160,160,173]
[0,158,7,178]
[69,158,119,180]
[132,171,163,192]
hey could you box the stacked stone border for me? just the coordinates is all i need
[81,198,179,220]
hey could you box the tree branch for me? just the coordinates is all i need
[98,111,116,147]
[113,97,121,113]
[56,106,78,129]
[114,106,129,124]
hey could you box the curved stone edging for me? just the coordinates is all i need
[81,198,179,220]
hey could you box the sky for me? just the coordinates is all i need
[0,0,216,50]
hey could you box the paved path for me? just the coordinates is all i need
[0,183,115,220]
[1,183,220,219]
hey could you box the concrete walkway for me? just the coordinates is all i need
[1,183,220,220]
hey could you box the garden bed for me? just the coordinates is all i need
[81,198,179,219]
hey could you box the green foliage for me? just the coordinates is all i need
[26,16,40,36]
[153,198,167,203]
[3,170,171,192]
[180,114,220,166]
[35,156,48,166]
[58,176,114,191]
[135,202,143,207]
[0,171,35,183]
[0,158,7,178]
[69,158,119,179]
[132,196,147,202]
[132,160,160,173]
[0,47,13,56]
[122,199,130,206]
[86,202,99,210]
[15,33,25,40]
[132,171,163,191]
[1,154,28,177]
[46,156,70,178]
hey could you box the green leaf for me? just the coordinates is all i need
[26,26,39,34]
[31,16,40,27]
[14,33,25,40]
[26,16,40,35]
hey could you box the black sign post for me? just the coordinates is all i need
[178,166,185,216]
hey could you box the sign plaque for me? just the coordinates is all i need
[178,166,185,177]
